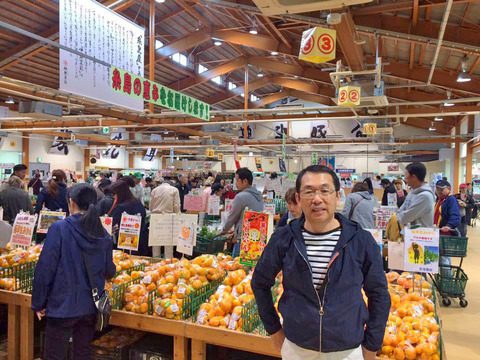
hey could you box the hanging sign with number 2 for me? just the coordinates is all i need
[299,27,336,64]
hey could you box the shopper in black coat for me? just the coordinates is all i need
[381,179,397,206]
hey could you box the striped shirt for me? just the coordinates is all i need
[302,227,341,287]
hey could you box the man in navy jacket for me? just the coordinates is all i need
[434,180,461,234]
[252,165,390,359]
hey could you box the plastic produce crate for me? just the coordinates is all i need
[114,263,145,278]
[111,278,142,310]
[92,328,144,360]
[0,261,37,293]
[129,334,173,360]
[439,236,468,257]
[193,235,228,256]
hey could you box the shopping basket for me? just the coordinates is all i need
[193,235,228,256]
[439,236,468,257]
[432,265,468,307]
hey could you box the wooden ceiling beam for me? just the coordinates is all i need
[272,77,320,94]
[252,91,290,108]
[288,90,332,106]
[33,130,129,145]
[409,43,416,70]
[352,0,474,16]
[175,0,210,26]
[155,29,211,59]
[412,0,420,27]
[332,13,365,71]
[168,56,247,91]
[259,15,292,50]
[205,77,273,104]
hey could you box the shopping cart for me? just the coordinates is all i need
[430,235,469,307]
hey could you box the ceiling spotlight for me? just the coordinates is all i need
[429,122,436,131]
[248,151,253,156]
[444,91,454,107]
[4,97,14,104]
[457,56,472,83]
[214,40,222,46]
[155,0,165,3]
[249,28,258,35]
[294,75,298,79]
[270,51,279,56]
[257,73,264,78]
[434,117,443,121]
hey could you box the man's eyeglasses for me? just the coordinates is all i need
[300,188,336,199]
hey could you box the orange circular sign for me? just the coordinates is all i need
[349,89,359,103]
[317,34,335,55]
[302,36,314,55]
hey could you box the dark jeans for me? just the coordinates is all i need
[44,314,96,360]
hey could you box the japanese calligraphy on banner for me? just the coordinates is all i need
[118,213,142,251]
[240,211,273,266]
[404,227,439,274]
[59,0,144,111]
[299,27,336,64]
[110,67,210,121]
[10,213,37,247]
[37,211,67,234]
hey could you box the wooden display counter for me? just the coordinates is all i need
[0,289,280,360]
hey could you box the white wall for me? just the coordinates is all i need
[0,134,22,165]
[29,137,84,173]
[89,148,128,169]
[133,154,161,170]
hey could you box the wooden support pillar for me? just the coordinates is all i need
[22,132,29,168]
[174,335,188,360]
[129,152,135,169]
[466,115,474,183]
[243,65,249,140]
[83,149,90,181]
[20,306,34,360]
[7,304,20,360]
[453,124,461,191]
[148,0,155,114]
[191,339,206,360]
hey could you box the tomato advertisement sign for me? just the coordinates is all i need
[299,27,336,64]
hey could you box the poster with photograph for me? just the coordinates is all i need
[10,213,37,247]
[176,216,197,256]
[117,213,141,251]
[404,227,439,273]
[240,211,271,266]
[37,211,67,234]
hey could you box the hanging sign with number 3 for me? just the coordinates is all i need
[299,27,336,64]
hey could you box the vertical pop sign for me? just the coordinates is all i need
[117,213,142,251]
[299,27,336,64]
[404,227,440,274]
[10,213,37,247]
[240,211,271,266]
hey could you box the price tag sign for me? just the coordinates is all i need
[299,27,336,64]
[338,86,361,107]
[10,213,37,247]
[37,211,67,234]
[118,213,141,251]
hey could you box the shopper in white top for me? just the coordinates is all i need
[149,177,181,258]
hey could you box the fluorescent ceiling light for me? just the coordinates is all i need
[434,117,443,121]
[257,73,264,78]
[155,0,166,3]
[5,97,14,104]
[457,72,472,83]
[270,51,279,56]
[107,0,124,8]
[214,41,222,46]
[443,101,455,107]
[249,29,258,35]
[429,126,436,131]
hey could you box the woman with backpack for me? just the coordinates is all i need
[32,184,116,359]
[342,182,377,229]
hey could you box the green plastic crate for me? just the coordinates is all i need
[274,198,287,215]
[193,235,228,256]
[439,236,468,257]
[0,261,37,293]
[114,264,145,278]
[183,275,225,319]
[111,278,142,310]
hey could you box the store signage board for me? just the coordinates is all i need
[184,195,205,212]
[207,195,221,216]
[118,213,141,251]
[100,216,113,236]
[37,211,67,234]
[10,213,37,247]
[336,169,356,174]
[149,213,198,248]
[404,227,439,274]
[338,86,361,107]
[225,199,234,214]
[264,203,276,215]
[176,215,197,256]
[59,0,144,111]
[388,241,405,271]
[110,67,210,121]
[299,27,336,64]
[240,211,271,266]
[387,193,397,207]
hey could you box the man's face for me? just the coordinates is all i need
[287,201,302,219]
[296,172,339,225]
[436,186,450,198]
[235,175,249,191]
[404,170,415,187]
[16,169,26,180]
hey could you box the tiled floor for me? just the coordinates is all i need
[439,225,480,360]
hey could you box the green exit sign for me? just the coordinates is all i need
[102,127,110,134]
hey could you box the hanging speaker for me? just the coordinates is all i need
[90,157,97,164]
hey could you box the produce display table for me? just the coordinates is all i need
[0,289,280,360]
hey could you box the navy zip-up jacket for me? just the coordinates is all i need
[252,213,390,353]
[438,195,461,229]
[32,214,116,318]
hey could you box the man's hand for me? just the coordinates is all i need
[36,309,46,321]
[362,346,376,360]
[440,226,452,233]
[270,328,285,353]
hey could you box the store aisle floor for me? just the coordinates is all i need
[440,225,480,360]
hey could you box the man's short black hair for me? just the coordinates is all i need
[380,178,391,186]
[295,165,340,193]
[235,167,253,185]
[405,162,427,182]
[13,164,27,172]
